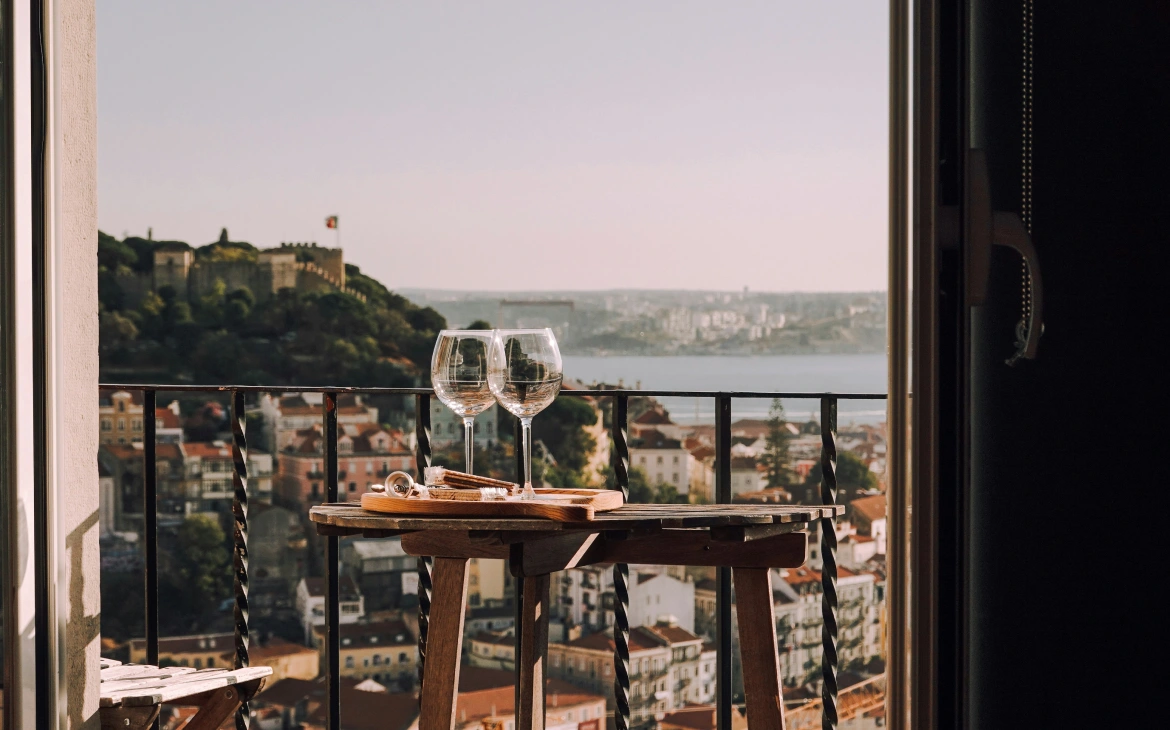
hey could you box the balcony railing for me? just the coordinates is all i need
[98,383,885,730]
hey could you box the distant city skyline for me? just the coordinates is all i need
[98,1,888,292]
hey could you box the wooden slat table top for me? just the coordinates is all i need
[99,663,272,707]
[310,501,844,534]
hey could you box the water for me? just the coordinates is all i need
[562,354,887,424]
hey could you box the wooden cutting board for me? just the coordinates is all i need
[360,488,624,522]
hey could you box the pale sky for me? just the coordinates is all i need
[98,1,888,292]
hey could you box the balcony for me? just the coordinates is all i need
[92,381,882,729]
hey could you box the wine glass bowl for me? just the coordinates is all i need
[431,329,495,474]
[488,328,563,498]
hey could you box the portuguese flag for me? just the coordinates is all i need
[325,215,338,229]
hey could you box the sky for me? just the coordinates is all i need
[97,1,888,293]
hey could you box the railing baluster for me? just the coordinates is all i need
[324,393,340,730]
[820,396,839,730]
[142,389,161,730]
[230,390,251,730]
[714,395,733,730]
[610,394,631,730]
[142,390,158,669]
[414,393,433,699]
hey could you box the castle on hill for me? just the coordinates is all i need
[114,231,366,307]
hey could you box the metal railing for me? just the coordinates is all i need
[99,383,885,730]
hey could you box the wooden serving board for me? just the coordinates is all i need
[360,488,624,522]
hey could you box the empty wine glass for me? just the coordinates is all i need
[431,330,496,475]
[488,328,563,499]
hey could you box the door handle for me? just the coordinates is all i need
[939,149,1044,365]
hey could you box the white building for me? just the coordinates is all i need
[630,429,690,494]
[556,565,611,632]
[548,621,714,726]
[769,565,882,685]
[296,576,365,643]
[428,398,500,451]
[729,456,764,497]
[628,571,695,634]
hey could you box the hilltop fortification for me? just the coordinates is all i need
[114,235,364,307]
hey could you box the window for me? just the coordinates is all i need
[349,482,357,492]
[673,456,679,464]
[399,652,408,663]
[656,456,663,464]
[346,656,354,668]
[117,418,125,431]
[373,655,381,665]
[672,473,679,483]
[101,419,110,431]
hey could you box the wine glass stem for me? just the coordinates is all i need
[463,417,475,475]
[521,417,534,495]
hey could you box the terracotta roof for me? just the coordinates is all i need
[312,619,413,650]
[632,429,683,450]
[247,637,318,662]
[302,576,361,601]
[634,409,674,425]
[564,627,663,653]
[183,441,232,459]
[101,443,143,460]
[781,566,858,588]
[689,445,715,461]
[729,456,757,470]
[457,667,516,692]
[661,704,717,730]
[453,679,603,726]
[646,622,702,645]
[695,578,717,593]
[156,443,184,461]
[154,407,182,429]
[300,682,418,730]
[850,494,887,522]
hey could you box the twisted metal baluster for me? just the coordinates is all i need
[414,393,433,696]
[323,393,340,730]
[610,395,632,730]
[820,397,839,730]
[231,390,251,730]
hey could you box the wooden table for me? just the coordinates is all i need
[310,502,841,730]
[99,658,271,730]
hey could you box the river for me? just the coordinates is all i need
[561,353,887,424]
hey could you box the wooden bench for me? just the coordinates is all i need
[99,658,271,730]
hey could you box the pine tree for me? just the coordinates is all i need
[764,398,794,487]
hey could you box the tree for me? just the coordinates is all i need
[166,515,232,631]
[466,319,493,330]
[803,450,878,502]
[763,399,794,487]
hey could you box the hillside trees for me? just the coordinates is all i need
[97,231,446,386]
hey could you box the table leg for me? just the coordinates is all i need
[733,567,787,730]
[419,557,470,730]
[517,573,551,730]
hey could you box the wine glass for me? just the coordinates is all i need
[488,328,563,500]
[431,330,496,475]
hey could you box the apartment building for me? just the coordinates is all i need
[629,429,690,493]
[297,576,365,643]
[311,619,416,689]
[260,392,380,454]
[277,424,413,504]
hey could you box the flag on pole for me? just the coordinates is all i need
[325,215,338,229]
